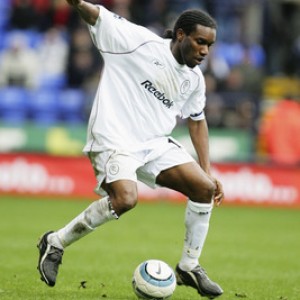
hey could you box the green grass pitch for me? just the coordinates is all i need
[0,195,300,300]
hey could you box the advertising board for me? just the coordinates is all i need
[0,154,299,207]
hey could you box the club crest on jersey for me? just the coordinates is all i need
[109,163,119,175]
[180,80,190,94]
[141,80,174,109]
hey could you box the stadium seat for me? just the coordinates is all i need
[0,0,10,8]
[59,89,85,124]
[2,30,42,49]
[38,74,67,90]
[28,89,60,125]
[0,13,9,31]
[23,30,42,48]
[0,87,29,124]
[0,29,6,50]
[0,0,10,31]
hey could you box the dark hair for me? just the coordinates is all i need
[163,9,217,40]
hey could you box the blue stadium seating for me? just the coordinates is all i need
[0,87,29,124]
[59,89,85,123]
[38,74,67,90]
[0,0,10,31]
[28,89,60,125]
[0,29,6,49]
[1,30,42,50]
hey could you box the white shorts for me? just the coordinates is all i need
[87,137,194,196]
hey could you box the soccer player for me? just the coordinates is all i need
[37,0,225,298]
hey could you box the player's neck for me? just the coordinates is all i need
[170,40,184,65]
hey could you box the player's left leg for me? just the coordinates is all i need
[138,141,222,298]
[156,162,223,298]
[156,161,216,271]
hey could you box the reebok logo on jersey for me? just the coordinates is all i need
[141,80,174,109]
[113,14,123,20]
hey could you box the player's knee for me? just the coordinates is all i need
[121,191,138,213]
[191,179,216,203]
[206,180,217,199]
[111,188,138,216]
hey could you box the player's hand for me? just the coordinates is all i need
[212,177,224,207]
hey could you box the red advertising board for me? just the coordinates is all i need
[211,164,300,207]
[0,153,96,198]
[0,153,299,207]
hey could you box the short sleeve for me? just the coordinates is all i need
[88,6,160,54]
[180,69,206,120]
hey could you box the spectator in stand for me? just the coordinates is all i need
[111,0,132,20]
[9,0,76,32]
[263,1,300,75]
[203,73,225,128]
[51,0,72,27]
[258,95,300,165]
[29,0,52,31]
[9,0,39,30]
[130,0,166,30]
[130,0,204,36]
[37,27,69,88]
[32,0,51,14]
[66,25,102,88]
[0,32,39,89]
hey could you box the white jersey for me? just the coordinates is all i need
[83,6,206,153]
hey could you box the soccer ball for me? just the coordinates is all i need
[132,259,176,299]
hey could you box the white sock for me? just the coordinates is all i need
[179,199,213,271]
[48,196,118,249]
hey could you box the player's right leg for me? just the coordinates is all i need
[37,195,120,286]
[37,151,142,287]
[37,231,63,287]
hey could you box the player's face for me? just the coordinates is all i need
[178,24,216,68]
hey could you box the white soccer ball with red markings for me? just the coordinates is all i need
[132,259,176,299]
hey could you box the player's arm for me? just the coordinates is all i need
[66,0,100,25]
[188,118,210,172]
[188,118,224,206]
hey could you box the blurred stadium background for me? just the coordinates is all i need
[0,0,300,207]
